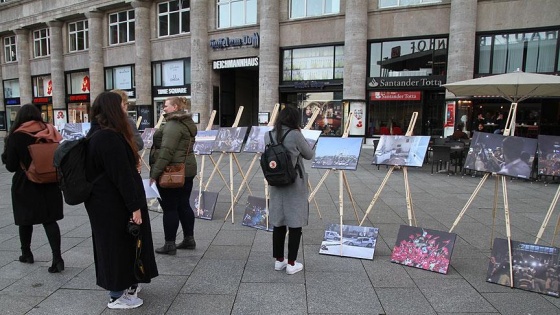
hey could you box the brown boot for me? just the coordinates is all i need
[155,241,176,255]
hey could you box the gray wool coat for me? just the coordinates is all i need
[265,126,315,228]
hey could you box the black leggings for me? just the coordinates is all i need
[273,226,302,262]
[158,176,195,242]
[19,221,61,258]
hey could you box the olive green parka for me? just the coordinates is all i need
[149,110,197,180]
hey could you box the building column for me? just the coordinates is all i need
[447,0,477,86]
[47,21,65,109]
[14,29,32,105]
[132,0,152,107]
[259,0,280,113]
[191,0,210,126]
[343,0,368,100]
[85,11,104,101]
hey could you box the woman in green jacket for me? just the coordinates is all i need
[149,97,197,255]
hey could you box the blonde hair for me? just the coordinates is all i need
[111,89,128,104]
[166,96,190,112]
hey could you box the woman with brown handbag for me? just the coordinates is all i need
[2,104,64,273]
[149,96,197,255]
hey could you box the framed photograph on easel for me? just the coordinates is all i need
[312,137,363,170]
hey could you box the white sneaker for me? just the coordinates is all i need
[286,262,303,275]
[274,259,288,271]
[127,285,142,297]
[107,294,143,309]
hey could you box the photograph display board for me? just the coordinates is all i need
[391,225,457,274]
[60,123,91,141]
[487,238,560,297]
[194,130,219,155]
[301,129,322,149]
[319,223,379,260]
[212,127,248,153]
[141,128,156,149]
[537,135,560,177]
[189,190,219,220]
[241,196,272,232]
[312,137,363,170]
[373,135,430,167]
[464,132,537,179]
[243,126,273,153]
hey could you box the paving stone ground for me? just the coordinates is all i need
[1,138,560,314]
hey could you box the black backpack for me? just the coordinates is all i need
[260,129,300,186]
[53,137,102,205]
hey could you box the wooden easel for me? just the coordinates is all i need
[535,188,560,246]
[448,104,518,288]
[359,112,419,227]
[194,110,217,216]
[225,104,280,219]
[136,116,142,129]
[307,110,361,229]
[140,113,164,170]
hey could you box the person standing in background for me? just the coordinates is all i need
[149,97,198,255]
[265,105,315,275]
[111,89,143,151]
[85,92,158,309]
[1,104,65,273]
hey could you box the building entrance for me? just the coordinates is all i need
[217,67,258,127]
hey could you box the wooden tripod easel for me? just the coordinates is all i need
[535,176,560,246]
[225,104,281,221]
[358,112,419,227]
[307,110,361,230]
[194,110,217,216]
[448,103,519,288]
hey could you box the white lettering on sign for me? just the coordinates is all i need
[212,57,259,69]
[156,88,188,95]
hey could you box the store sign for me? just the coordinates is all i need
[5,98,20,105]
[293,81,327,89]
[370,91,421,101]
[153,85,190,96]
[212,57,259,69]
[32,97,52,104]
[68,94,90,102]
[210,32,260,50]
[367,76,445,89]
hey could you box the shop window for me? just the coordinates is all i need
[3,79,19,98]
[109,9,135,45]
[477,30,559,74]
[3,35,16,63]
[369,37,448,77]
[152,59,191,86]
[282,45,344,81]
[217,0,257,29]
[105,65,135,90]
[66,71,90,94]
[33,28,50,57]
[289,0,340,19]
[32,76,52,97]
[68,20,89,52]
[158,0,190,37]
[378,0,441,9]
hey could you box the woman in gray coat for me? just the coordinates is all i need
[265,106,314,275]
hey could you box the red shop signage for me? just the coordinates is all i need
[370,91,421,101]
[32,97,51,104]
[68,94,90,102]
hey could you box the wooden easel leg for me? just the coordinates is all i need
[501,175,514,288]
[233,154,253,196]
[490,175,499,249]
[550,211,560,247]
[308,180,322,219]
[342,171,360,222]
[231,154,259,213]
[339,171,344,256]
[229,153,235,223]
[205,154,230,191]
[308,170,331,203]
[359,166,394,226]
[403,167,416,227]
[535,185,560,244]
[449,173,490,233]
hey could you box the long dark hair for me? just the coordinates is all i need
[8,104,43,135]
[91,92,139,162]
[274,105,301,143]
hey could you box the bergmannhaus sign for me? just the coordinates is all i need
[367,76,445,90]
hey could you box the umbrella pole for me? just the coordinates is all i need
[502,102,518,137]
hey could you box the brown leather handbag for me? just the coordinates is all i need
[158,130,192,188]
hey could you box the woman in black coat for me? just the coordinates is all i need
[84,92,158,310]
[1,104,64,273]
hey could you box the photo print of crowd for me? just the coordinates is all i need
[243,126,272,153]
[212,127,248,153]
[463,132,538,179]
[487,238,560,298]
[391,225,457,275]
[241,196,272,232]
[537,135,560,177]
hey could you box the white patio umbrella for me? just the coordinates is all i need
[443,70,560,135]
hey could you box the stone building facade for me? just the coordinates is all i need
[0,0,559,138]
